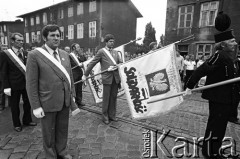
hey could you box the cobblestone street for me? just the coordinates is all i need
[0,86,240,159]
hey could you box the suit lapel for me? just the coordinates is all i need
[36,46,71,88]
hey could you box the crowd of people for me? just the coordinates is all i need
[0,11,240,159]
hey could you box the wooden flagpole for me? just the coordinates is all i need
[74,37,142,84]
[147,77,240,104]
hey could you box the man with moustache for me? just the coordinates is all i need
[26,24,76,159]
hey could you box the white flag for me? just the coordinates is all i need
[118,44,183,119]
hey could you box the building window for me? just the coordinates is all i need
[58,8,64,19]
[68,25,74,39]
[89,0,96,12]
[31,32,35,43]
[68,6,73,17]
[178,5,193,28]
[60,26,64,40]
[77,23,84,39]
[197,44,212,58]
[200,1,219,27]
[25,18,28,27]
[25,33,29,43]
[3,25,6,32]
[4,36,8,45]
[37,31,41,43]
[178,45,189,56]
[43,12,47,25]
[0,26,2,32]
[89,21,96,38]
[1,36,4,45]
[50,13,53,21]
[36,15,40,24]
[77,2,84,15]
[31,17,34,26]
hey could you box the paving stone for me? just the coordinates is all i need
[127,144,139,151]
[90,154,101,159]
[78,143,89,149]
[79,148,90,155]
[102,142,115,150]
[127,150,141,157]
[0,137,12,148]
[36,151,45,159]
[115,143,126,150]
[90,143,101,148]
[102,149,117,157]
[88,127,98,134]
[91,147,101,155]
[13,144,30,153]
[23,150,40,159]
[106,128,117,135]
[85,135,98,143]
[105,136,117,143]
[29,144,43,151]
[9,152,25,159]
[3,142,18,149]
[96,137,105,143]
[0,149,13,159]
[78,154,90,159]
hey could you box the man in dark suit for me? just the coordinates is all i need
[70,43,86,107]
[26,25,75,159]
[185,12,239,158]
[82,34,122,124]
[0,41,6,111]
[0,33,36,132]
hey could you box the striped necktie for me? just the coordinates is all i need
[53,51,59,62]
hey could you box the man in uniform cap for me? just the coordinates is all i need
[185,12,239,158]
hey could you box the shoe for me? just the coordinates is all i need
[23,122,37,126]
[109,117,118,122]
[14,126,22,132]
[102,120,110,125]
[79,102,85,106]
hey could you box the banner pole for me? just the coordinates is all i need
[74,35,195,85]
[147,77,240,104]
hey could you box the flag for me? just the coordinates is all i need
[114,45,125,63]
[118,44,183,119]
[83,45,125,104]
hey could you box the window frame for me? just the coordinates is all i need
[77,23,84,39]
[68,25,74,40]
[68,5,74,17]
[60,26,64,40]
[178,5,194,28]
[77,2,84,15]
[199,1,219,27]
[197,44,213,58]
[89,0,96,12]
[89,21,96,38]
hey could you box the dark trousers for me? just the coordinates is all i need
[184,70,194,90]
[0,91,5,109]
[75,82,82,105]
[10,89,32,127]
[202,101,233,157]
[41,105,69,159]
[102,78,118,121]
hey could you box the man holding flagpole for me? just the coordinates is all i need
[0,33,36,132]
[185,12,239,158]
[82,34,122,124]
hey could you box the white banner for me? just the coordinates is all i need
[118,44,183,119]
[83,46,125,104]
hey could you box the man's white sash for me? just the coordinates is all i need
[36,48,71,87]
[6,49,26,73]
[70,53,82,66]
[103,48,117,65]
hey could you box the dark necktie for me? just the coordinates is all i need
[53,51,59,62]
[18,51,24,63]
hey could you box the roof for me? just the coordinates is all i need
[17,0,69,17]
[17,0,142,18]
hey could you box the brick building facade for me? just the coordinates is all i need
[165,0,240,59]
[18,0,142,54]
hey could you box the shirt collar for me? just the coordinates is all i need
[12,47,21,55]
[45,44,59,56]
[105,47,113,51]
